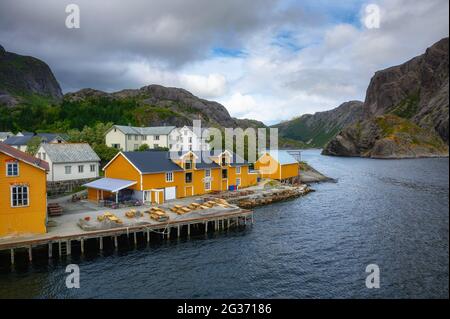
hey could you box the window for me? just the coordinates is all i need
[221,156,227,166]
[185,172,193,183]
[189,145,192,151]
[222,169,228,179]
[205,169,211,177]
[188,137,192,143]
[11,185,29,207]
[65,166,72,174]
[112,143,121,149]
[205,181,211,191]
[128,135,132,140]
[185,160,192,170]
[42,153,46,160]
[236,166,241,174]
[166,172,174,182]
[236,178,241,186]
[184,130,188,136]
[134,135,138,141]
[155,135,160,141]
[90,164,96,172]
[78,165,84,173]
[114,128,117,132]
[169,144,173,149]
[142,135,147,141]
[6,162,19,176]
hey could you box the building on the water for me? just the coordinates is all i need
[84,150,258,204]
[255,150,300,182]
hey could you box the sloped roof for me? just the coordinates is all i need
[113,125,176,135]
[3,135,33,146]
[0,142,49,171]
[122,151,185,174]
[83,178,136,192]
[41,143,100,163]
[265,150,298,165]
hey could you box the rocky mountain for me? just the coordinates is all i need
[274,100,364,147]
[323,37,449,158]
[0,45,62,107]
[63,85,267,129]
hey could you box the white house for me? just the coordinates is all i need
[105,125,210,152]
[36,143,100,182]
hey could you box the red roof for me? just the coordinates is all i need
[0,142,49,171]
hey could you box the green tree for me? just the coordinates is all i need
[26,136,42,155]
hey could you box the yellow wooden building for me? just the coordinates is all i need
[255,150,300,181]
[0,142,49,237]
[85,150,258,204]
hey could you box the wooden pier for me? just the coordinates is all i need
[0,209,253,265]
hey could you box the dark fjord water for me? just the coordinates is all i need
[0,150,448,298]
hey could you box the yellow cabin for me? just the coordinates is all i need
[255,150,300,181]
[85,150,258,205]
[0,142,49,237]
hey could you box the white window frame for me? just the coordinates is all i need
[65,165,72,174]
[11,185,29,207]
[205,181,211,191]
[236,178,241,186]
[236,166,241,174]
[205,169,211,177]
[90,164,96,172]
[78,165,84,173]
[155,135,160,141]
[6,162,19,177]
[166,171,174,182]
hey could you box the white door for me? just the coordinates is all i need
[165,187,176,201]
[143,191,151,204]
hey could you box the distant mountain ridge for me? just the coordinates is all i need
[273,100,364,147]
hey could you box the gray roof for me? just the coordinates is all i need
[3,132,64,146]
[265,150,298,165]
[83,178,136,192]
[0,132,12,140]
[122,151,185,174]
[41,143,100,163]
[114,125,176,136]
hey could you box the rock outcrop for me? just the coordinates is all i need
[0,45,63,106]
[323,37,449,158]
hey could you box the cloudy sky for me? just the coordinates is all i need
[0,0,448,124]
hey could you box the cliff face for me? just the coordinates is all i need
[0,45,62,107]
[323,37,449,158]
[274,100,364,147]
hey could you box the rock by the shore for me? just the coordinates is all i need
[299,162,334,183]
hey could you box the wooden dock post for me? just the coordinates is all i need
[187,224,191,236]
[66,240,71,256]
[205,221,208,234]
[48,243,52,258]
[134,232,137,246]
[114,236,118,249]
[177,225,181,238]
[28,246,32,262]
[58,241,62,257]
[146,230,150,243]
[10,249,14,265]
[80,239,85,254]
[99,237,103,250]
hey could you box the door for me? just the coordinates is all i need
[165,187,176,201]
[185,186,193,197]
[143,191,151,204]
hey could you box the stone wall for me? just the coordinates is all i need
[47,178,96,197]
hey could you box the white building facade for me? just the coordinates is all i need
[105,125,210,152]
[36,143,100,182]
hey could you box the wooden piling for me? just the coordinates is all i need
[10,249,14,265]
[99,237,103,250]
[48,243,52,258]
[66,240,71,256]
[28,246,32,262]
[81,239,85,254]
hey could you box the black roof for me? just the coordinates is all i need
[123,151,184,174]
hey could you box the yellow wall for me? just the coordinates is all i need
[281,163,300,179]
[255,153,299,180]
[99,152,258,203]
[104,153,141,190]
[0,152,47,237]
